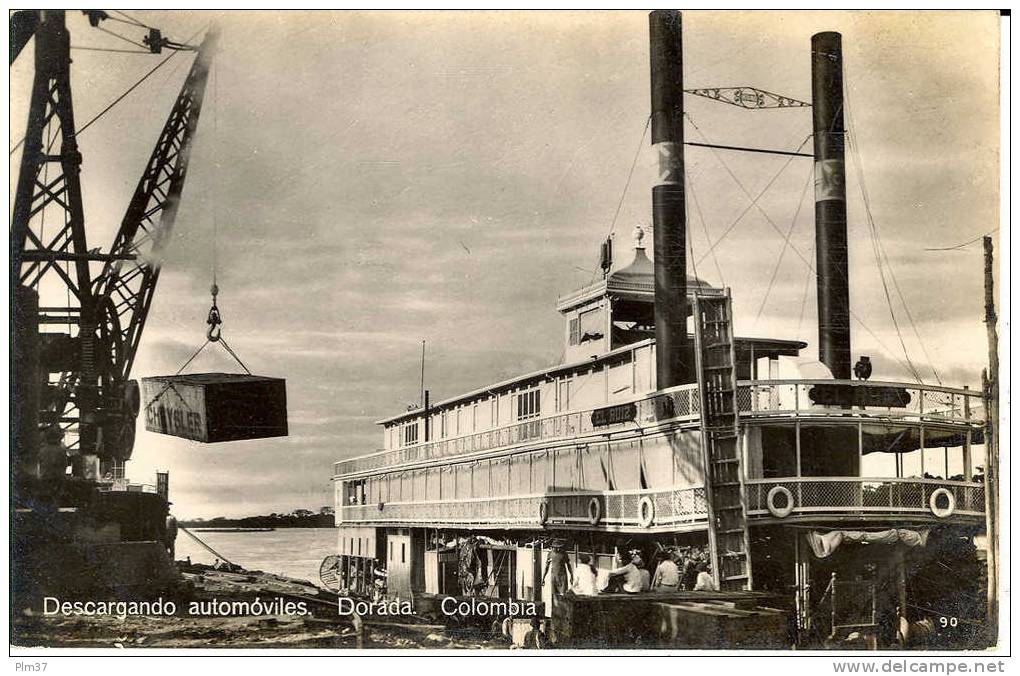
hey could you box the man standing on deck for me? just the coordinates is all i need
[164,513,179,560]
[542,540,574,607]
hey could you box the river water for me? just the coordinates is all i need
[175,527,337,585]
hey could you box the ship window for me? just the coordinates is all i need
[389,541,393,561]
[401,543,406,564]
[557,379,571,412]
[403,422,419,447]
[579,307,604,344]
[516,389,541,421]
[569,317,581,346]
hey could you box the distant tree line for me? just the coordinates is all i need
[180,506,335,529]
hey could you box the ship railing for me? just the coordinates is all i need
[97,481,158,494]
[735,379,984,426]
[333,383,701,477]
[338,485,709,529]
[745,477,986,518]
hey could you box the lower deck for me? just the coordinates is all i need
[333,521,990,649]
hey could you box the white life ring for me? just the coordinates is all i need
[638,496,655,528]
[587,497,602,526]
[929,487,956,518]
[766,485,795,518]
[538,499,549,526]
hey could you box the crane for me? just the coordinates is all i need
[11,10,217,490]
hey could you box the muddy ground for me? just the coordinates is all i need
[12,565,507,650]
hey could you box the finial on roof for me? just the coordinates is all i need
[633,224,646,249]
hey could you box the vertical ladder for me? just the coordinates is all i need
[693,290,753,591]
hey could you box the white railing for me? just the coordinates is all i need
[745,477,986,518]
[334,379,984,479]
[334,383,701,476]
[736,380,984,426]
[339,486,709,529]
[97,482,158,494]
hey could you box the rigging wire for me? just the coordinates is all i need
[752,164,814,329]
[111,10,154,30]
[684,173,701,285]
[924,228,999,251]
[586,115,651,286]
[10,50,178,156]
[687,115,812,265]
[843,64,935,384]
[795,245,815,336]
[687,114,923,381]
[10,26,206,156]
[71,45,150,54]
[97,25,148,50]
[686,171,725,287]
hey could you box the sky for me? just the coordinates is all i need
[9,10,1001,519]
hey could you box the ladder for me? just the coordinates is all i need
[692,290,753,591]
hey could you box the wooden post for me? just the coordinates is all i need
[982,236,999,644]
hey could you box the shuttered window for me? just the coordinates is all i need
[516,389,541,420]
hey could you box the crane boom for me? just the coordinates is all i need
[94,29,219,383]
[11,11,218,469]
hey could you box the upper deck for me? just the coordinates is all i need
[333,378,984,479]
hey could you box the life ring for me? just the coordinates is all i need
[929,487,956,518]
[538,499,549,526]
[638,496,655,528]
[587,497,602,526]
[766,485,795,518]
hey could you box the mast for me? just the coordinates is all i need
[811,31,852,380]
[649,9,691,388]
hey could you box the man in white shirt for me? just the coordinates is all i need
[571,553,598,596]
[693,561,717,591]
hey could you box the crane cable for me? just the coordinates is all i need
[202,58,251,376]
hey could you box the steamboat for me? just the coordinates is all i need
[330,11,991,649]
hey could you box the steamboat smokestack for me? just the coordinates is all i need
[649,10,691,388]
[811,31,851,380]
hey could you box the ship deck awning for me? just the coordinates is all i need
[734,337,808,360]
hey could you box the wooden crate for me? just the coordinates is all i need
[141,373,288,443]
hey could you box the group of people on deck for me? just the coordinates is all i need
[543,541,716,599]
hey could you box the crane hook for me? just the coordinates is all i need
[206,283,222,342]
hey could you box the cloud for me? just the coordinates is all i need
[16,11,997,519]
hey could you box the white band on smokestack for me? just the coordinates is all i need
[814,159,846,202]
[655,141,682,185]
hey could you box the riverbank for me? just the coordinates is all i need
[12,564,506,649]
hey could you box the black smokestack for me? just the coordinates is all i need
[812,31,851,380]
[649,10,691,388]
